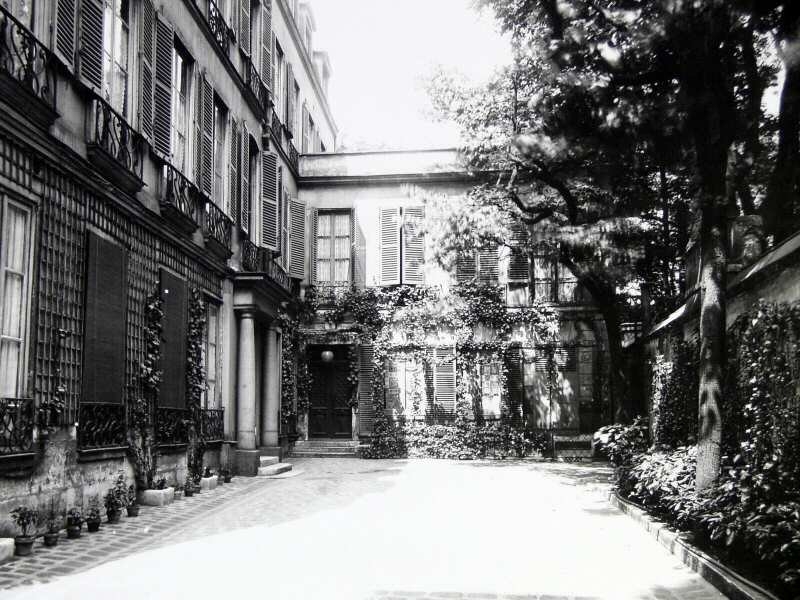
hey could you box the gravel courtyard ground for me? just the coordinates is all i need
[0,458,727,600]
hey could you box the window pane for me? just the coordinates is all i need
[317,213,331,237]
[317,259,331,282]
[2,272,23,338]
[334,259,350,282]
[334,236,350,260]
[3,204,27,272]
[317,237,330,259]
[334,213,349,236]
[0,338,20,397]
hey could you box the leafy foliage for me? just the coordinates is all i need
[650,339,699,449]
[10,506,38,537]
[593,417,648,467]
[186,289,207,482]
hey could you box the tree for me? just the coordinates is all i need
[430,0,791,488]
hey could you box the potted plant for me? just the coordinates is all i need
[183,477,194,497]
[174,484,183,500]
[126,485,139,517]
[85,498,102,533]
[104,471,128,523]
[10,506,38,556]
[43,501,61,547]
[222,468,232,483]
[66,508,83,539]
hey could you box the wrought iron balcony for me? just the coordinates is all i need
[202,199,234,260]
[78,402,127,450]
[245,57,270,116]
[266,257,291,291]
[207,0,230,54]
[270,108,282,144]
[240,239,292,292]
[288,139,299,172]
[0,5,57,126]
[0,397,34,456]
[200,408,224,442]
[160,163,201,234]
[86,96,145,193]
[241,239,263,272]
[156,406,189,446]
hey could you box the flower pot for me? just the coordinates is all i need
[107,510,121,524]
[66,524,82,539]
[223,474,232,483]
[14,536,35,556]
[184,487,194,497]
[86,519,101,533]
[43,531,59,547]
[126,504,140,517]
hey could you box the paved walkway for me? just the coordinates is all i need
[0,459,727,600]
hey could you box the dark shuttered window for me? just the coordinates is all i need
[82,231,127,405]
[159,269,187,408]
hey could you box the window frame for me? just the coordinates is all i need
[171,42,193,175]
[315,209,351,285]
[102,0,131,117]
[212,95,229,213]
[0,196,34,399]
[202,300,221,409]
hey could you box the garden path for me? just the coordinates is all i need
[0,458,727,600]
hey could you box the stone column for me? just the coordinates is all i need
[236,311,258,450]
[261,326,281,447]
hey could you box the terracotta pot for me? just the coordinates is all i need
[107,510,121,524]
[126,504,140,517]
[66,524,82,539]
[43,531,59,547]
[86,519,101,533]
[14,536,35,556]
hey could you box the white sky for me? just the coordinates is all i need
[310,0,511,151]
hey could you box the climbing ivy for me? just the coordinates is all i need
[186,289,207,482]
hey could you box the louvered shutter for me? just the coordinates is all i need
[55,0,77,69]
[289,197,306,279]
[280,188,290,268]
[240,121,250,234]
[358,343,375,435]
[310,208,319,283]
[82,232,127,405]
[505,347,524,423]
[456,252,476,283]
[402,206,425,285]
[193,71,202,186]
[478,246,499,284]
[261,1,272,86]
[153,14,173,156]
[260,152,279,250]
[160,269,187,408]
[379,207,400,285]
[286,64,295,136]
[138,0,155,141]
[353,209,366,287]
[229,118,240,229]
[433,348,456,417]
[301,103,309,152]
[240,0,251,55]
[200,74,214,197]
[508,223,530,282]
[78,0,103,89]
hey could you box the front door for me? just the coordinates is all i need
[309,347,352,438]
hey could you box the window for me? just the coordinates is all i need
[0,198,32,398]
[102,0,130,115]
[480,362,502,417]
[315,210,350,284]
[274,42,285,121]
[171,46,192,173]
[203,303,220,409]
[385,358,423,416]
[212,98,228,212]
[379,206,425,285]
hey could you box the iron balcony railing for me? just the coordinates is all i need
[200,408,224,442]
[207,0,230,54]
[0,6,56,111]
[287,139,299,172]
[0,397,34,455]
[77,402,127,450]
[156,406,189,446]
[245,57,270,116]
[86,96,144,181]
[270,108,282,145]
[160,163,201,230]
[241,238,262,272]
[202,199,234,254]
[240,240,292,292]
[266,257,291,291]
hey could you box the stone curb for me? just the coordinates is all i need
[609,492,779,600]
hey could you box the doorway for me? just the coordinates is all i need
[308,345,353,438]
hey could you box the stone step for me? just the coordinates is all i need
[259,455,280,467]
[294,441,358,448]
[257,462,293,476]
[290,450,358,458]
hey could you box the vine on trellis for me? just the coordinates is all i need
[186,289,206,482]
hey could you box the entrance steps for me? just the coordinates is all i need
[290,439,359,458]
[257,455,293,476]
[552,434,594,461]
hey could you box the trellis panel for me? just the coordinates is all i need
[358,343,375,435]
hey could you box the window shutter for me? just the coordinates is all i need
[281,188,290,268]
[240,121,250,234]
[153,13,173,157]
[358,343,375,435]
[379,207,400,285]
[456,252,476,283]
[138,0,155,141]
[433,348,456,417]
[260,152,279,250]
[478,246,499,284]
[508,223,530,283]
[229,117,240,229]
[55,0,77,69]
[82,232,127,405]
[505,347,524,423]
[289,196,306,279]
[353,208,366,287]
[159,269,187,408]
[402,206,425,285]
[78,0,103,89]
[240,0,251,55]
[310,208,319,283]
[286,64,295,136]
[261,0,272,86]
[193,70,202,186]
[200,74,214,197]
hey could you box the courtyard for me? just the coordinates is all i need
[0,459,725,600]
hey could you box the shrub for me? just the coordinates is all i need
[10,506,38,537]
[650,339,698,449]
[593,417,649,467]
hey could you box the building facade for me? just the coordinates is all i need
[0,0,333,521]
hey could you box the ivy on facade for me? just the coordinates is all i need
[186,289,207,482]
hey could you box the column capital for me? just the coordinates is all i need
[238,309,257,320]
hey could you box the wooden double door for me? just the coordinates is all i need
[308,346,352,438]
